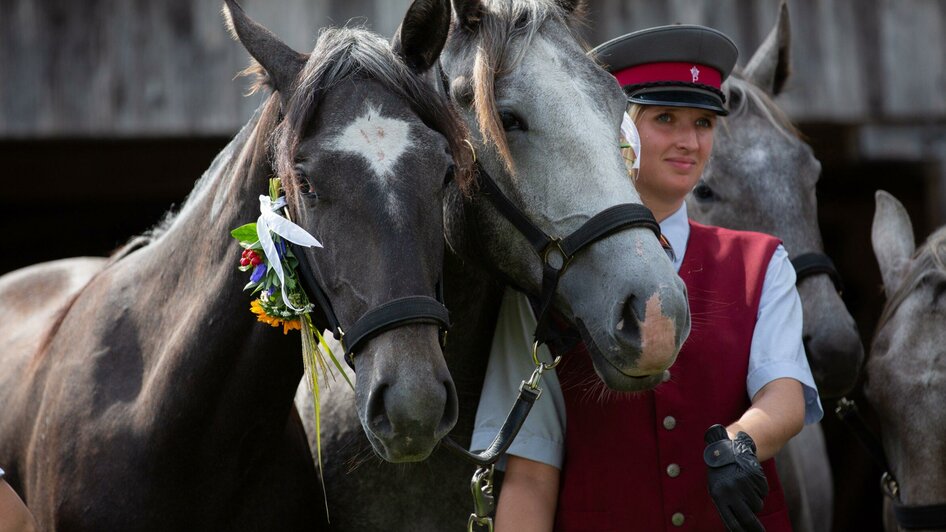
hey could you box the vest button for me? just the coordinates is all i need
[663,416,677,430]
[671,512,685,527]
[667,463,681,478]
[662,370,671,383]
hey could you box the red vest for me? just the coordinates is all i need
[553,222,791,532]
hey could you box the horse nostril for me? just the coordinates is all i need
[437,378,459,437]
[614,295,644,347]
[366,383,392,436]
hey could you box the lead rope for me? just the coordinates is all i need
[463,342,562,531]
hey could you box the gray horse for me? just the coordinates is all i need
[300,0,694,529]
[688,3,864,531]
[868,190,946,532]
[0,0,471,528]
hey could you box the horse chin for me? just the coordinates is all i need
[578,321,670,392]
[362,430,437,463]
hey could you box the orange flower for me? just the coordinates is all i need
[250,299,302,335]
[281,319,302,334]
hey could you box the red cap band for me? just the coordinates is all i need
[613,62,722,90]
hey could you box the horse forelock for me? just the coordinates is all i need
[725,74,800,141]
[453,0,583,173]
[273,26,472,197]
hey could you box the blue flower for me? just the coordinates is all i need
[275,238,287,259]
[250,264,266,283]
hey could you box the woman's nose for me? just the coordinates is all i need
[674,126,699,150]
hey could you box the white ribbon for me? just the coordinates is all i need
[256,195,323,311]
[620,112,641,170]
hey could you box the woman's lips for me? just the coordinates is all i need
[665,158,696,170]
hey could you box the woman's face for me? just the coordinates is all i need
[635,105,716,207]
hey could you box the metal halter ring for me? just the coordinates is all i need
[531,340,562,371]
[463,138,477,164]
[542,238,571,271]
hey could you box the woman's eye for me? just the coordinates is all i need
[499,110,527,131]
[696,117,714,128]
[655,113,672,123]
[692,181,716,202]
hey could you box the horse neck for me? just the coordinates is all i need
[124,97,303,438]
[442,191,506,440]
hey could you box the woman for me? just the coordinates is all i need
[471,25,823,532]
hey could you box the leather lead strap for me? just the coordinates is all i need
[442,385,541,467]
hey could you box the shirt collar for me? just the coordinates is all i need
[659,203,689,273]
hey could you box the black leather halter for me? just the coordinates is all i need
[475,166,664,347]
[835,398,946,530]
[288,241,449,369]
[442,161,666,469]
[791,252,843,293]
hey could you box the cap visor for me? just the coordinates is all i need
[627,90,728,116]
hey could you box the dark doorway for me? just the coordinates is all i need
[0,138,229,275]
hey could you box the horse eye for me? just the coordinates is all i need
[499,110,527,132]
[692,181,716,202]
[293,165,319,199]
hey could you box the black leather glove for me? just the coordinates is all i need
[704,424,768,532]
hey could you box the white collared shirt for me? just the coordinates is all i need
[471,203,823,469]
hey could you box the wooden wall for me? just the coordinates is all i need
[1,0,944,137]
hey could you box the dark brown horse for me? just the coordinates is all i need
[0,0,469,529]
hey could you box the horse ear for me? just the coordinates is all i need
[743,0,791,96]
[222,0,307,103]
[392,0,451,72]
[452,0,484,31]
[872,190,916,298]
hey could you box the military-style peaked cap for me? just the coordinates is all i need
[592,25,738,115]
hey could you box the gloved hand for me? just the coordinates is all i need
[704,424,768,532]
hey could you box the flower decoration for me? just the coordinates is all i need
[230,178,353,511]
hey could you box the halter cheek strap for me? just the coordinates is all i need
[289,244,450,369]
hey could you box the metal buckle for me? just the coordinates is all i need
[524,341,561,392]
[882,472,900,499]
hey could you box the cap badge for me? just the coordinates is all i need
[690,66,700,83]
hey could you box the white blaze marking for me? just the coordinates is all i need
[329,104,413,179]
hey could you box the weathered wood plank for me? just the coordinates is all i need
[0,0,943,137]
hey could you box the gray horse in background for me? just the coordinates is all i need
[299,0,694,529]
[686,3,864,530]
[868,190,946,532]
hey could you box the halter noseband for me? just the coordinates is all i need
[791,252,843,293]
